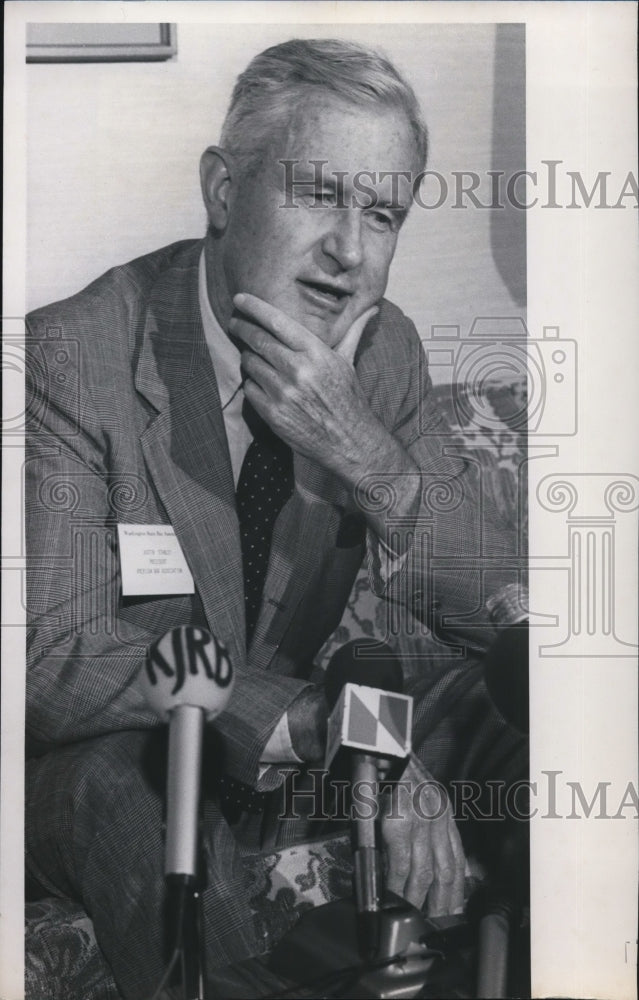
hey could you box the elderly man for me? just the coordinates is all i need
[25,38,525,998]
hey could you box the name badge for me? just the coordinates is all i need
[117,524,195,596]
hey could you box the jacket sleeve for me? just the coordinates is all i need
[25,310,312,785]
[358,312,526,658]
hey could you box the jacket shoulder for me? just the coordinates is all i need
[357,297,422,370]
[26,240,201,332]
[378,297,419,338]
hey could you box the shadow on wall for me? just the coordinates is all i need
[491,23,526,310]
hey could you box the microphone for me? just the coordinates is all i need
[324,639,404,710]
[141,626,234,880]
[467,889,517,999]
[324,640,412,960]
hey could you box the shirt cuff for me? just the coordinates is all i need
[257,711,303,781]
[368,532,410,588]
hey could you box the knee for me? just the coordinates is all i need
[26,730,167,893]
[29,730,164,813]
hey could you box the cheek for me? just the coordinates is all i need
[229,189,282,258]
[248,218,301,281]
[363,235,397,289]
[361,257,393,301]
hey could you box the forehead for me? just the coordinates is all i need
[276,95,419,178]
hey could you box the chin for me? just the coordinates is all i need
[329,317,358,349]
[301,313,341,346]
[322,324,347,349]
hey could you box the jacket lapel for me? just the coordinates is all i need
[135,242,247,670]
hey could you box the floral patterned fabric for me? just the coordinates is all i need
[25,897,122,1000]
[317,376,527,674]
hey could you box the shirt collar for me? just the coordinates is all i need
[198,250,242,410]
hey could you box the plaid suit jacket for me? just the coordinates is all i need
[26,238,512,783]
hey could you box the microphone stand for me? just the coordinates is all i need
[352,753,382,960]
[142,627,235,1000]
[181,882,206,1000]
[165,873,207,1000]
[165,705,209,1000]
[269,763,440,998]
[162,875,202,999]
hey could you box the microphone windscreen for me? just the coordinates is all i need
[483,623,529,733]
[324,639,403,709]
[142,626,234,721]
[324,641,411,768]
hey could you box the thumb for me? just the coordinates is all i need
[335,305,379,364]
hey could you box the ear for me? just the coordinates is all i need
[200,146,234,232]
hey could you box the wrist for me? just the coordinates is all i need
[335,417,401,492]
[346,438,421,547]
[287,685,328,762]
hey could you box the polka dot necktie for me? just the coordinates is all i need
[236,407,294,647]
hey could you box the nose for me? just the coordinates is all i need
[321,209,364,271]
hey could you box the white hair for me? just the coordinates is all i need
[220,38,428,177]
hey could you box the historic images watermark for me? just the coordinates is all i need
[279,159,639,212]
[420,319,576,438]
[278,767,639,823]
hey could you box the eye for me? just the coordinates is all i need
[365,209,399,233]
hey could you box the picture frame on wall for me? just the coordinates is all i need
[26,22,177,62]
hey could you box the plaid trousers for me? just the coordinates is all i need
[25,731,261,1000]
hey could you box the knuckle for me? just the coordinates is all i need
[421,866,435,886]
[253,333,267,354]
[389,850,411,879]
[280,382,297,404]
[295,363,313,390]
[394,860,411,880]
[437,866,455,886]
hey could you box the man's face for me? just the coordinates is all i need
[220,98,418,348]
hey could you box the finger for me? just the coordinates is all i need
[230,316,296,368]
[335,306,379,363]
[401,778,446,909]
[233,293,315,352]
[240,351,283,394]
[237,330,297,380]
[449,843,467,915]
[403,819,435,910]
[381,788,412,899]
[229,316,274,354]
[427,809,464,918]
[443,805,466,915]
[384,836,413,901]
[242,378,274,423]
[241,356,311,439]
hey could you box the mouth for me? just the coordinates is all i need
[297,278,353,313]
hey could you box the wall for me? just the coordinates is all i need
[27,21,526,377]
